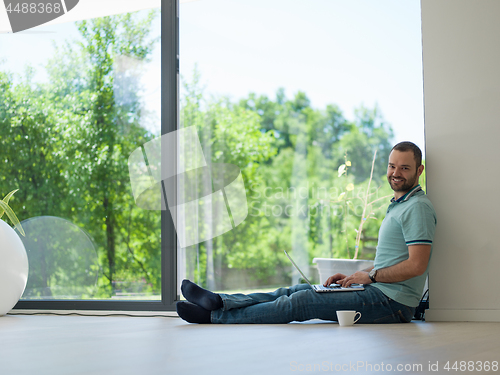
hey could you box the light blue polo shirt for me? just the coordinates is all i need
[371,185,437,307]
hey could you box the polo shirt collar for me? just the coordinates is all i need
[391,184,423,203]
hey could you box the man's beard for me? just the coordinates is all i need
[388,172,418,193]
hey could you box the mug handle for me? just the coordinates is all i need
[353,312,361,324]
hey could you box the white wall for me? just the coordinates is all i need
[422,0,500,321]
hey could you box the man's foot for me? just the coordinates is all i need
[176,301,211,324]
[181,279,223,311]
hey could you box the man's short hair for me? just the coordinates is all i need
[391,141,422,167]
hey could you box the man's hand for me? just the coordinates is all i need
[323,273,347,287]
[337,271,372,287]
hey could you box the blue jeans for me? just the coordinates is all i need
[211,284,415,324]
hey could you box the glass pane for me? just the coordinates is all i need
[178,0,424,294]
[0,9,162,300]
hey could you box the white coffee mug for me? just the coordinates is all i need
[336,310,361,326]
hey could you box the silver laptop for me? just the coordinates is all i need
[284,250,364,293]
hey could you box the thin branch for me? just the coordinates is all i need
[353,150,377,259]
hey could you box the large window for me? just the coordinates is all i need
[1,0,424,310]
[178,0,424,294]
[1,1,178,310]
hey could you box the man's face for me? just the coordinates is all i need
[387,150,424,198]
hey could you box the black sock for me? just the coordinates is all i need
[181,279,223,311]
[176,301,211,324]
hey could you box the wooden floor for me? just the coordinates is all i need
[1,313,499,375]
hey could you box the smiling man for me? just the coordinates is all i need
[387,144,424,199]
[177,141,437,324]
[329,142,435,307]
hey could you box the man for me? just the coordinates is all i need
[177,141,437,324]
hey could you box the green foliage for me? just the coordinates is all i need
[1,11,395,295]
[180,70,394,290]
[0,11,160,298]
[0,189,25,236]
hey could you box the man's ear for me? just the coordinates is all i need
[417,164,424,178]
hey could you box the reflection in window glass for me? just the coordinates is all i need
[0,9,161,299]
[179,0,424,294]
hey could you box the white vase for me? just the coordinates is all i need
[0,219,29,316]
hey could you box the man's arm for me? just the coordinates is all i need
[336,244,431,287]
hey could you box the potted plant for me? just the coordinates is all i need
[313,151,391,281]
[0,189,29,316]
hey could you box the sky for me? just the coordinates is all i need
[179,0,425,150]
[0,0,425,149]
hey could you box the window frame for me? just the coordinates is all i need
[13,0,179,312]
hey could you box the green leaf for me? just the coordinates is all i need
[0,200,25,237]
[2,189,19,204]
[0,189,19,219]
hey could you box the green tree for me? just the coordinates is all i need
[180,72,277,289]
[180,75,394,289]
[1,11,161,297]
[71,13,159,293]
